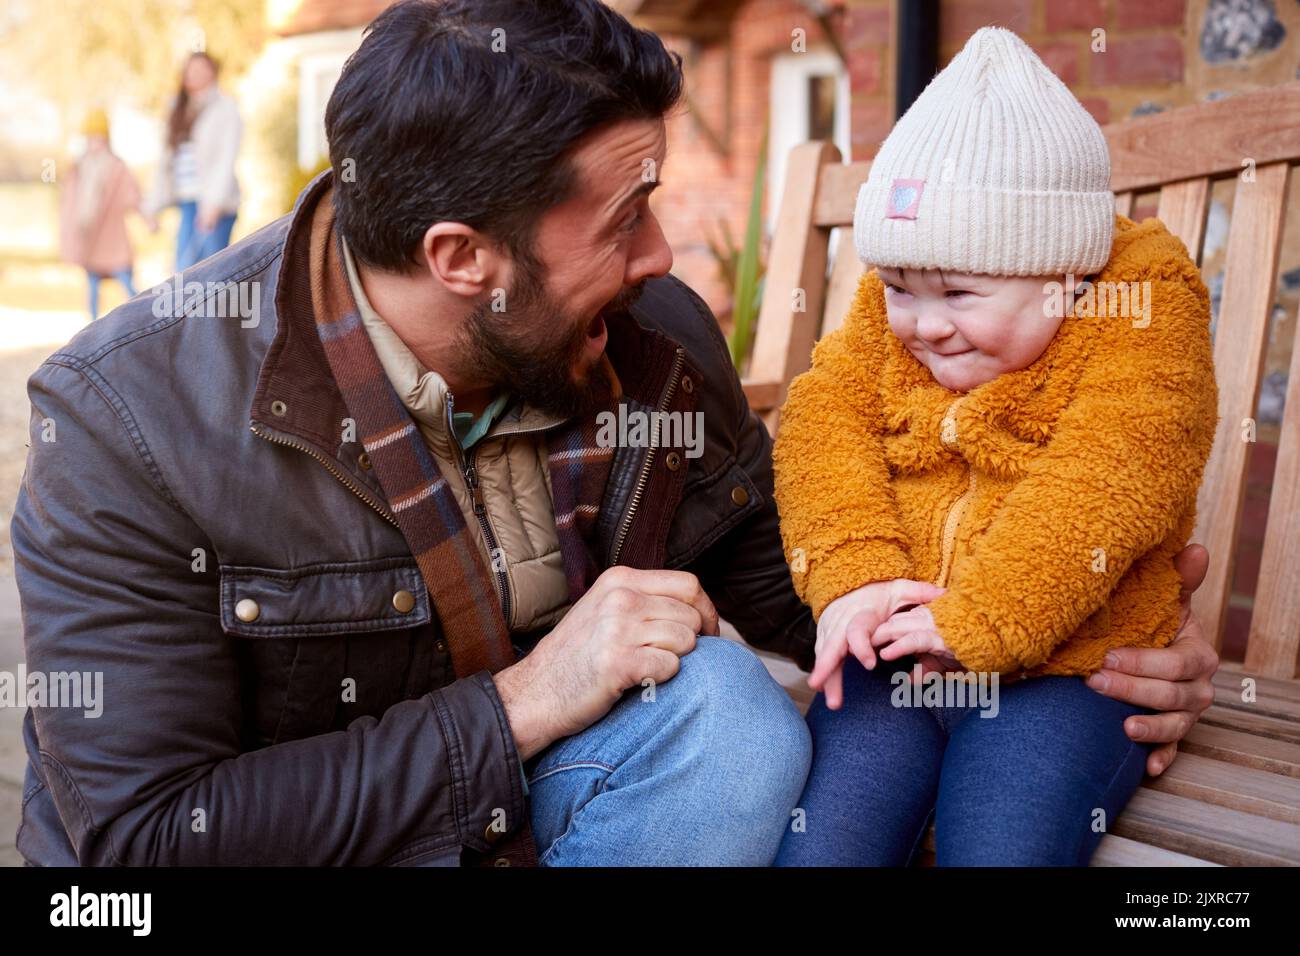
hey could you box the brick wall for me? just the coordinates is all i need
[650,0,893,318]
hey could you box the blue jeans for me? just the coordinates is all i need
[175,200,237,272]
[775,656,1153,866]
[525,637,812,865]
[87,268,137,319]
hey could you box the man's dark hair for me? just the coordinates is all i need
[325,0,684,273]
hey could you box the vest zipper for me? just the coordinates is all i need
[445,396,513,627]
[610,347,686,566]
[250,422,399,527]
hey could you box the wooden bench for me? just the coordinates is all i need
[740,81,1300,866]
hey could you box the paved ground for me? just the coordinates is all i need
[0,338,72,866]
[1,572,27,867]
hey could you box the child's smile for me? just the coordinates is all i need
[876,266,1074,392]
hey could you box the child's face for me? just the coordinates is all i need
[876,267,1068,392]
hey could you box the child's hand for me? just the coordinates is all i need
[870,604,963,680]
[811,579,946,709]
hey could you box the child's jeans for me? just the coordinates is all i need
[774,655,1153,866]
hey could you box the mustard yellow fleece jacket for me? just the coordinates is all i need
[773,215,1219,678]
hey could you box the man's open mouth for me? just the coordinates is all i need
[584,310,609,360]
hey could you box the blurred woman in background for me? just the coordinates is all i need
[58,109,154,320]
[145,51,243,272]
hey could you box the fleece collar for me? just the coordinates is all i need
[878,215,1164,480]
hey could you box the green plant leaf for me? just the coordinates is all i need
[729,125,769,371]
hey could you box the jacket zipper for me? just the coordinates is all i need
[250,422,399,527]
[936,468,976,588]
[610,347,686,566]
[935,396,974,588]
[445,396,513,627]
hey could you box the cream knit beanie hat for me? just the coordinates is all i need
[853,26,1113,277]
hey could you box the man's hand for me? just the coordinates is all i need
[1085,544,1219,776]
[493,567,717,760]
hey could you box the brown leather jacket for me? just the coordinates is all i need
[11,175,815,866]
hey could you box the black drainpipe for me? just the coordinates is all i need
[895,0,940,119]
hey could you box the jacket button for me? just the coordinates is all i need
[731,486,749,507]
[358,452,372,470]
[235,598,260,623]
[681,375,694,393]
[484,822,504,844]
[392,590,416,613]
[435,640,447,654]
[270,400,287,417]
[665,451,682,471]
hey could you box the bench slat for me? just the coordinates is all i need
[1199,704,1300,745]
[1110,787,1300,866]
[1105,82,1300,193]
[1215,664,1300,703]
[1146,752,1300,823]
[813,160,870,228]
[746,140,841,427]
[1090,833,1220,867]
[920,824,1221,866]
[1181,722,1300,778]
[1155,178,1211,264]
[820,229,864,339]
[740,380,782,414]
[1191,162,1292,644]
[1211,673,1300,722]
[1247,311,1300,678]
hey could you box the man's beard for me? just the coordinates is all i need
[458,261,645,420]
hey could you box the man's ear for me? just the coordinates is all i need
[420,222,505,298]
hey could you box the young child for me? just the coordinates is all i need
[771,27,1218,866]
[59,110,155,320]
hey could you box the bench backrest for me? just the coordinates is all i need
[742,82,1300,677]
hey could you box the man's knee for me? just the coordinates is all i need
[668,637,812,786]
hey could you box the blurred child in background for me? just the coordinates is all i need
[58,109,155,320]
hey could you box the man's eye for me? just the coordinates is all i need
[620,213,642,235]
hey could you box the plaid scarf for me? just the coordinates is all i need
[306,186,619,680]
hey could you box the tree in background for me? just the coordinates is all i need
[1,0,266,162]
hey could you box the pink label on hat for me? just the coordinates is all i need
[886,179,925,220]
